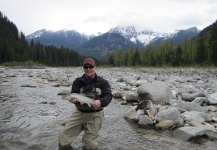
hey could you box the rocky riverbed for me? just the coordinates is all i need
[0,66,217,150]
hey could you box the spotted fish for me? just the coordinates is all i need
[71,93,94,107]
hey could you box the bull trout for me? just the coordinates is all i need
[70,93,94,107]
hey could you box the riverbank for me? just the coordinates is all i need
[0,67,217,150]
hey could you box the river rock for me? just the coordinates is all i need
[192,97,206,105]
[138,115,154,128]
[180,111,212,123]
[173,126,206,141]
[137,81,172,104]
[207,92,217,104]
[178,84,198,93]
[205,130,217,140]
[176,101,206,112]
[157,107,180,122]
[155,120,182,130]
[189,121,216,132]
[181,92,206,102]
[132,79,149,87]
[58,90,71,95]
[203,105,217,112]
[125,106,139,121]
[122,91,138,102]
[117,75,139,85]
[171,90,178,99]
[112,90,123,98]
[0,82,11,86]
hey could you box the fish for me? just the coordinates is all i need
[71,93,94,107]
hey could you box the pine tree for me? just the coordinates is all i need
[209,20,217,65]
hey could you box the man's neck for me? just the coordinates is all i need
[85,74,95,79]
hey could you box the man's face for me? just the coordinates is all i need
[83,64,96,78]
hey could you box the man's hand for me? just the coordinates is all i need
[70,98,79,104]
[92,100,101,110]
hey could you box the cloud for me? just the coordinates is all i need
[0,0,217,35]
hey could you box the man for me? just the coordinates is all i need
[58,58,112,150]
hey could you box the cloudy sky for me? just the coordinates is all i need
[0,0,216,35]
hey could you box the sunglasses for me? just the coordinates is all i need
[83,65,94,69]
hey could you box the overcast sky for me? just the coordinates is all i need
[0,0,216,35]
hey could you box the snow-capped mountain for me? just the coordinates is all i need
[26,26,200,49]
[137,30,174,45]
[108,26,175,46]
[108,26,143,48]
[108,26,137,42]
[108,26,200,46]
[26,29,94,49]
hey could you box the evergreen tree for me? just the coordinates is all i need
[172,45,182,66]
[196,34,206,64]
[133,48,140,66]
[209,20,217,65]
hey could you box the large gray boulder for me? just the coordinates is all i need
[157,107,180,122]
[155,107,183,130]
[173,126,206,141]
[180,111,212,123]
[137,81,172,104]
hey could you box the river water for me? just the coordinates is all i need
[0,67,216,150]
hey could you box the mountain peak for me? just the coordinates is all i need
[108,26,174,46]
[108,26,136,37]
[186,27,200,33]
[108,26,138,45]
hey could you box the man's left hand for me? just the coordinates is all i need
[92,100,101,110]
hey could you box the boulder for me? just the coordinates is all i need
[192,97,206,106]
[181,111,212,123]
[112,90,123,98]
[173,126,206,141]
[138,115,154,128]
[125,106,139,121]
[117,75,139,85]
[157,107,180,122]
[137,81,172,104]
[182,92,206,102]
[122,91,138,102]
[189,121,216,132]
[176,101,206,112]
[133,79,148,87]
[207,92,217,105]
[155,120,178,130]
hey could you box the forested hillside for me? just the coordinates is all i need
[0,12,85,66]
[107,20,217,67]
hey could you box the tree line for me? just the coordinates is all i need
[0,11,85,66]
[107,20,217,67]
